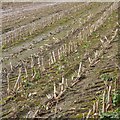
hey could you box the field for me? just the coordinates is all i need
[1,2,120,119]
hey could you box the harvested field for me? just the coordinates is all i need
[1,2,120,119]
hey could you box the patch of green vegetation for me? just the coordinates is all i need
[100,73,116,81]
[82,41,91,49]
[73,113,83,118]
[32,68,41,81]
[35,71,41,81]
[23,80,34,90]
[100,108,120,119]
[113,90,120,107]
